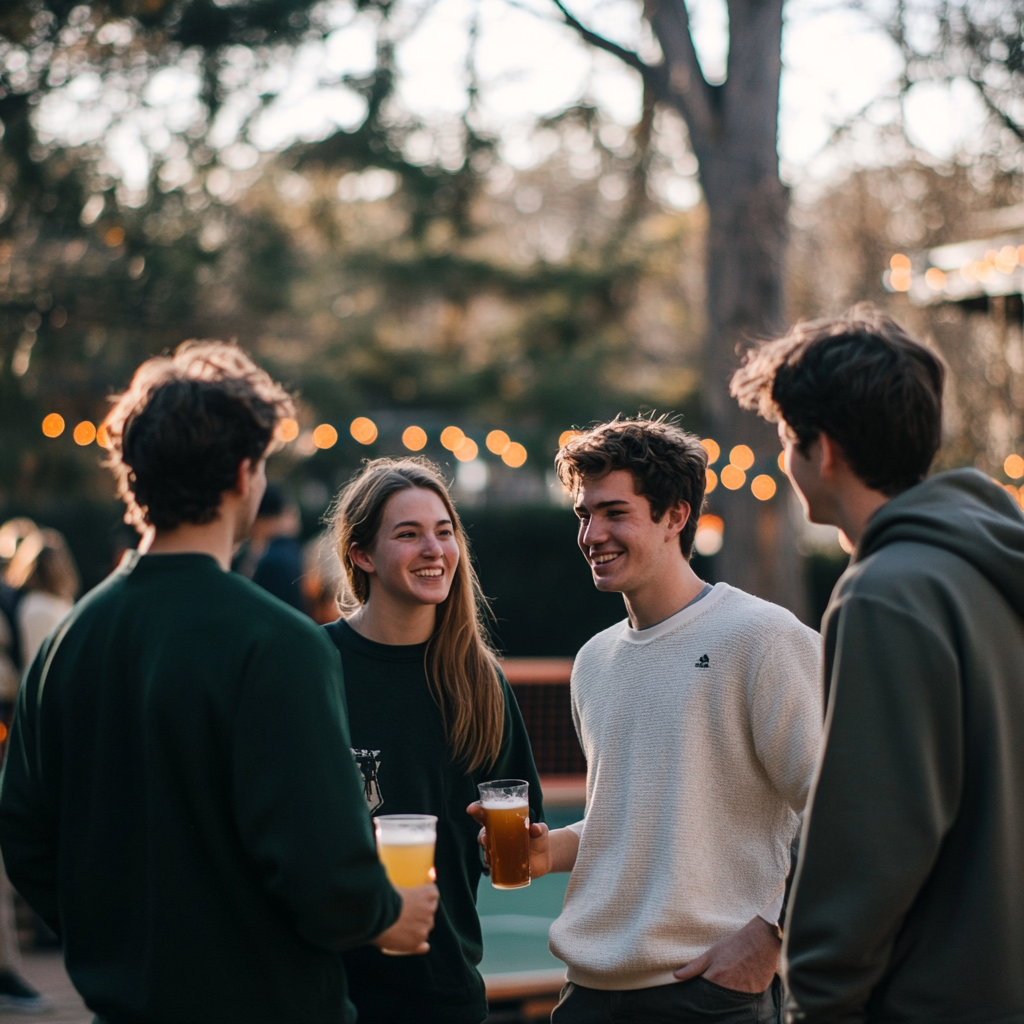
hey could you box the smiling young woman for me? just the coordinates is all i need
[323,458,544,1024]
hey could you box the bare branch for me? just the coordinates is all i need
[549,0,664,88]
[644,0,719,147]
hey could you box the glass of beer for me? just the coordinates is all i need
[478,779,531,889]
[374,814,437,887]
[374,814,437,956]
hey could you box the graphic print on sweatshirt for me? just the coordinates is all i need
[352,749,383,813]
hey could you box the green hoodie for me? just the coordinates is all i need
[0,552,400,1024]
[784,469,1024,1024]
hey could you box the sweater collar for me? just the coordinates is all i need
[620,582,729,644]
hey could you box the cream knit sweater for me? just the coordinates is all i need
[548,582,822,991]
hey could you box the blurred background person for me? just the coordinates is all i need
[303,531,345,625]
[5,528,81,668]
[234,484,306,613]
[0,520,68,1013]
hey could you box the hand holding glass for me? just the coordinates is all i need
[478,779,531,889]
[374,814,437,953]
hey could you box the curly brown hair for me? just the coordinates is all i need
[729,304,944,495]
[105,341,294,531]
[554,415,708,558]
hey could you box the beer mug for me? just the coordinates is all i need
[373,814,437,956]
[478,779,531,889]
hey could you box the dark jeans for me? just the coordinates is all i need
[551,976,782,1024]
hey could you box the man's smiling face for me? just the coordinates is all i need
[574,469,689,597]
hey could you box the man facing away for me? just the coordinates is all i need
[476,418,822,1023]
[0,342,437,1024]
[731,305,1024,1024]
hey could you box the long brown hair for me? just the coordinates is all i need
[330,458,504,772]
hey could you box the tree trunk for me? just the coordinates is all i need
[559,0,809,617]
[657,0,807,618]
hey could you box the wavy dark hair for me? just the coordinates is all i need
[105,342,294,531]
[330,458,505,773]
[554,415,708,558]
[730,304,944,495]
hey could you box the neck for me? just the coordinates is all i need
[347,594,437,646]
[621,558,706,630]
[831,486,891,547]
[147,517,237,571]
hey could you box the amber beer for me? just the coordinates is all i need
[374,814,437,954]
[479,780,531,889]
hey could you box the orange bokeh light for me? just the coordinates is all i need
[777,450,786,472]
[313,424,339,449]
[502,442,527,468]
[705,468,718,493]
[73,421,97,446]
[276,418,300,443]
[350,418,377,445]
[42,413,65,438]
[700,438,720,464]
[720,465,746,490]
[558,430,581,448]
[440,426,465,450]
[751,474,777,501]
[486,430,511,455]
[729,444,754,471]
[97,423,112,449]
[454,437,479,462]
[1004,454,1024,479]
[402,426,427,451]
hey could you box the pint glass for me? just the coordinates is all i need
[374,814,438,887]
[478,779,531,889]
[374,814,437,956]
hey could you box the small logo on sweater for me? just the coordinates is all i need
[694,653,710,669]
[352,749,383,814]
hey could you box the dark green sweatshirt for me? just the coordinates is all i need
[0,552,400,1024]
[324,620,544,1024]
[784,470,1024,1024]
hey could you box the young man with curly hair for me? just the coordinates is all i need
[0,342,437,1024]
[518,417,822,1023]
[731,306,1024,1024]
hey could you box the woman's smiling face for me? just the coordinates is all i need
[350,486,460,609]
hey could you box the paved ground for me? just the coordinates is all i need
[0,952,89,1023]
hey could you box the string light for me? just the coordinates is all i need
[402,426,427,451]
[729,445,754,471]
[441,426,465,450]
[73,421,96,446]
[700,439,720,464]
[486,430,511,455]
[558,430,581,448]
[42,413,65,438]
[1004,454,1024,479]
[314,424,339,449]
[721,465,746,490]
[705,468,718,493]
[453,437,478,462]
[777,451,786,473]
[502,442,527,468]
[275,418,299,443]
[694,514,724,556]
[97,423,112,449]
[751,474,777,501]
[350,418,377,445]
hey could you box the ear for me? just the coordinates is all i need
[234,458,254,497]
[818,435,847,479]
[349,542,375,575]
[664,500,691,540]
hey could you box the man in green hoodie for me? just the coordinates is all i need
[0,342,438,1024]
[731,304,1024,1024]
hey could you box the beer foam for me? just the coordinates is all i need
[377,833,435,845]
[481,798,529,810]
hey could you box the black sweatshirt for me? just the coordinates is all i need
[784,470,1024,1024]
[0,552,400,1024]
[324,619,544,1024]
